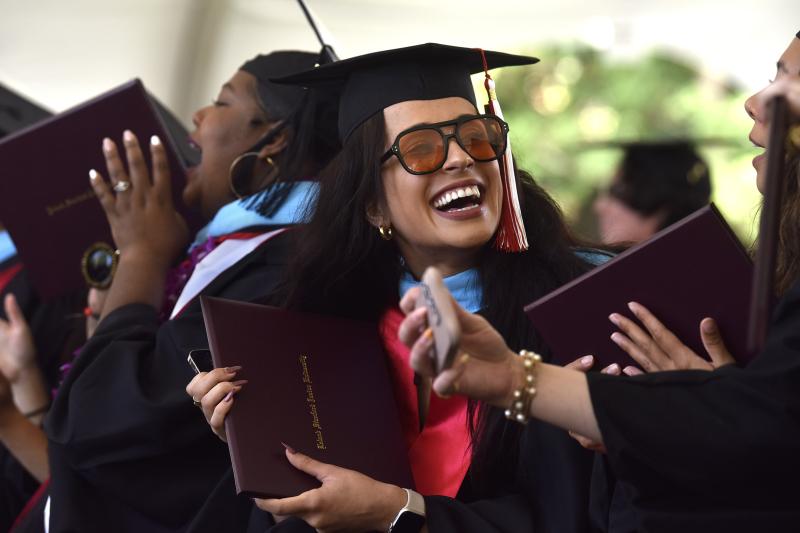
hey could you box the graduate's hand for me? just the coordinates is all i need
[89,131,189,271]
[609,302,736,372]
[399,286,517,407]
[254,447,408,533]
[185,366,247,442]
[0,294,37,385]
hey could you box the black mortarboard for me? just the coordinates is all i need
[240,51,329,120]
[274,43,539,141]
[0,83,51,138]
[602,140,713,225]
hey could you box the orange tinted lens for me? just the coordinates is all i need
[459,118,504,160]
[397,129,444,173]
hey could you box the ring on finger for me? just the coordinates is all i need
[192,398,201,408]
[113,180,132,193]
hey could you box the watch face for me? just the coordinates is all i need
[391,510,426,533]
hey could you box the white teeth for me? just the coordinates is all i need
[433,185,482,209]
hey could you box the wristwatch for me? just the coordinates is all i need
[388,488,426,533]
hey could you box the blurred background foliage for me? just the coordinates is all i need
[486,44,762,245]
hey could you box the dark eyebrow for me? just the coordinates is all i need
[776,61,800,76]
[407,113,480,129]
[222,82,236,94]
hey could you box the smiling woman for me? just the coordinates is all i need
[398,32,800,533]
[192,43,611,533]
[39,50,341,533]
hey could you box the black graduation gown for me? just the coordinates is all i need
[0,256,85,532]
[43,228,293,533]
[587,279,800,532]
[424,420,597,532]
[265,329,598,533]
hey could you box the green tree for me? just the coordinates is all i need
[491,44,760,243]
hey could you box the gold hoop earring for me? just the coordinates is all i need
[378,225,394,240]
[228,153,278,199]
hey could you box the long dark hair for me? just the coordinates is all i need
[238,88,340,217]
[278,110,599,494]
[776,153,800,295]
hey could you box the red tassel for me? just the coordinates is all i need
[475,49,528,252]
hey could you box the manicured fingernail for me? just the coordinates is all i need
[581,355,594,366]
[150,135,161,146]
[89,169,98,181]
[123,130,134,142]
[102,138,114,152]
[610,332,622,344]
[422,328,433,342]
[701,319,716,333]
[231,380,248,387]
[606,363,620,374]
[627,302,639,313]
[623,366,643,376]
[281,442,296,454]
[608,313,619,325]
[223,390,234,402]
[225,366,242,373]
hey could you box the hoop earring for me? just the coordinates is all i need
[228,153,278,199]
[378,225,394,240]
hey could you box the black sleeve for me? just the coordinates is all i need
[587,280,800,512]
[424,494,535,532]
[425,422,595,533]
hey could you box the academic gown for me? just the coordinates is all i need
[42,227,293,533]
[423,419,597,532]
[587,279,800,532]
[266,318,598,533]
[0,256,85,532]
[266,260,613,533]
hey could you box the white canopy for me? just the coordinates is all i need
[1,0,796,121]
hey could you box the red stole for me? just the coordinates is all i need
[0,262,23,293]
[379,307,472,497]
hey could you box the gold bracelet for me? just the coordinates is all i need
[504,350,541,425]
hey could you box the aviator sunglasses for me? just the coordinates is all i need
[381,114,509,175]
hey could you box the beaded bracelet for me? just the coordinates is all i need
[504,350,541,425]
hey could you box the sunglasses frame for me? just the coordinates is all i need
[380,114,509,175]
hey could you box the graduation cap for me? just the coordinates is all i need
[275,43,539,252]
[274,43,538,142]
[0,83,51,138]
[296,0,339,64]
[607,140,712,199]
[238,0,340,122]
[240,51,334,121]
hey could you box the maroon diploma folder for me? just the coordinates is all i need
[201,297,415,499]
[525,204,755,368]
[0,82,51,137]
[0,79,201,299]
